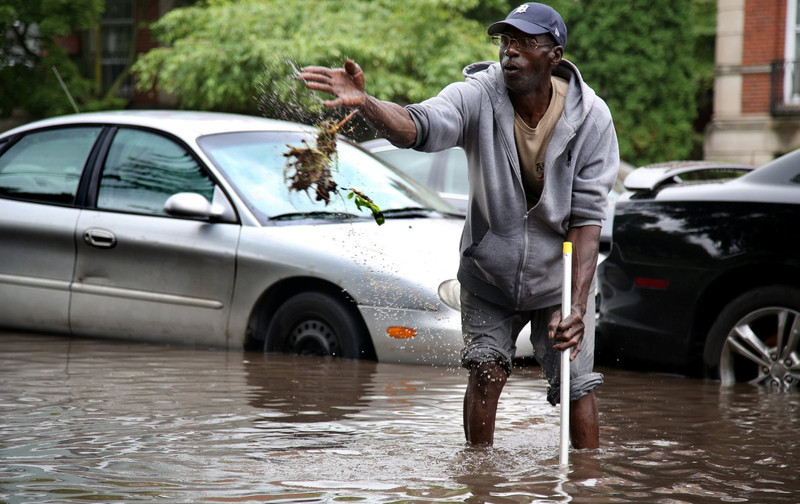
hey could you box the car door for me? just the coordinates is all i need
[70,126,240,347]
[0,126,102,334]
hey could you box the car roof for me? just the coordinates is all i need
[1,110,312,142]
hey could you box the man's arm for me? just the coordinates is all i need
[549,224,601,359]
[567,224,601,319]
[300,60,417,147]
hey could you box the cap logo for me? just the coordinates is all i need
[514,4,529,14]
[554,28,560,37]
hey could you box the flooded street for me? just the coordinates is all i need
[1,330,798,503]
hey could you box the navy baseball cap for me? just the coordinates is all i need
[488,3,567,48]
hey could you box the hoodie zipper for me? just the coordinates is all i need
[514,144,573,307]
[496,107,530,307]
[515,213,531,306]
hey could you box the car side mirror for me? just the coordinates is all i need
[164,192,226,220]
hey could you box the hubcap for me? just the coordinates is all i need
[288,319,339,356]
[720,307,800,389]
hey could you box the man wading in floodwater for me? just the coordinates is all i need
[301,3,618,449]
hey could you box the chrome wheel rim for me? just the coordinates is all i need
[720,306,800,389]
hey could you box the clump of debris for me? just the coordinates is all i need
[284,110,384,225]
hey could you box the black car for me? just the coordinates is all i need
[597,157,799,389]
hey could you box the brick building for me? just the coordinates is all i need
[705,0,800,164]
[68,0,176,108]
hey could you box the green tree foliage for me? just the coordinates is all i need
[0,0,125,118]
[133,0,497,123]
[0,0,713,164]
[134,0,705,164]
[689,0,718,158]
[548,0,697,164]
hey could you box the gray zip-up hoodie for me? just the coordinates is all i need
[406,60,619,311]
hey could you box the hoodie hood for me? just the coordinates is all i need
[462,61,495,79]
[461,59,595,131]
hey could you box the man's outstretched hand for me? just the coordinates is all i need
[300,59,418,148]
[300,59,366,108]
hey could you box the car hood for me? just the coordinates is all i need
[238,216,464,311]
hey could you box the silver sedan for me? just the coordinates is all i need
[0,110,490,365]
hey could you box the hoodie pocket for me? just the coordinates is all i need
[519,226,564,302]
[462,231,521,293]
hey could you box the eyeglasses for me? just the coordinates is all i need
[490,34,553,52]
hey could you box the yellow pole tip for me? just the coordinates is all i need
[563,242,573,253]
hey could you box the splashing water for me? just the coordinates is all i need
[254,56,373,139]
[255,58,325,125]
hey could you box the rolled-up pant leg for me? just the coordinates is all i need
[459,290,528,376]
[529,296,604,406]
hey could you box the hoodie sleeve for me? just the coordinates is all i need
[405,80,481,153]
[569,102,620,227]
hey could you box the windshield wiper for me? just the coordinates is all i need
[380,207,438,219]
[269,211,362,221]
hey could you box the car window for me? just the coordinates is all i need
[0,127,101,204]
[675,168,750,183]
[441,148,468,195]
[374,149,436,186]
[98,128,215,215]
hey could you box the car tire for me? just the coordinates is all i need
[704,285,800,389]
[264,292,373,360]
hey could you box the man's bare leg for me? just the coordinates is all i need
[463,361,507,445]
[569,390,599,449]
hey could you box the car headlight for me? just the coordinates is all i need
[438,279,461,311]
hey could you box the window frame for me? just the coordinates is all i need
[95,126,216,216]
[784,0,800,105]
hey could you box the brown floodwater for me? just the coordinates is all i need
[1,330,798,503]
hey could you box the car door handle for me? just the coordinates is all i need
[83,229,117,249]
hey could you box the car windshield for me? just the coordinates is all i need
[198,131,454,224]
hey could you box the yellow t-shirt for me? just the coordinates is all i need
[514,75,568,209]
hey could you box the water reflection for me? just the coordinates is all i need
[1,331,798,503]
[244,354,378,422]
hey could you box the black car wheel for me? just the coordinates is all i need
[264,292,373,359]
[704,286,800,389]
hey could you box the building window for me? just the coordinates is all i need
[785,0,800,104]
[772,0,800,114]
[88,0,135,99]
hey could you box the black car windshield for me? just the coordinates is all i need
[198,131,455,224]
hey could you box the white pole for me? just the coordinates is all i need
[559,241,572,472]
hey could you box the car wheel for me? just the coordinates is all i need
[264,292,373,359]
[704,286,800,389]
